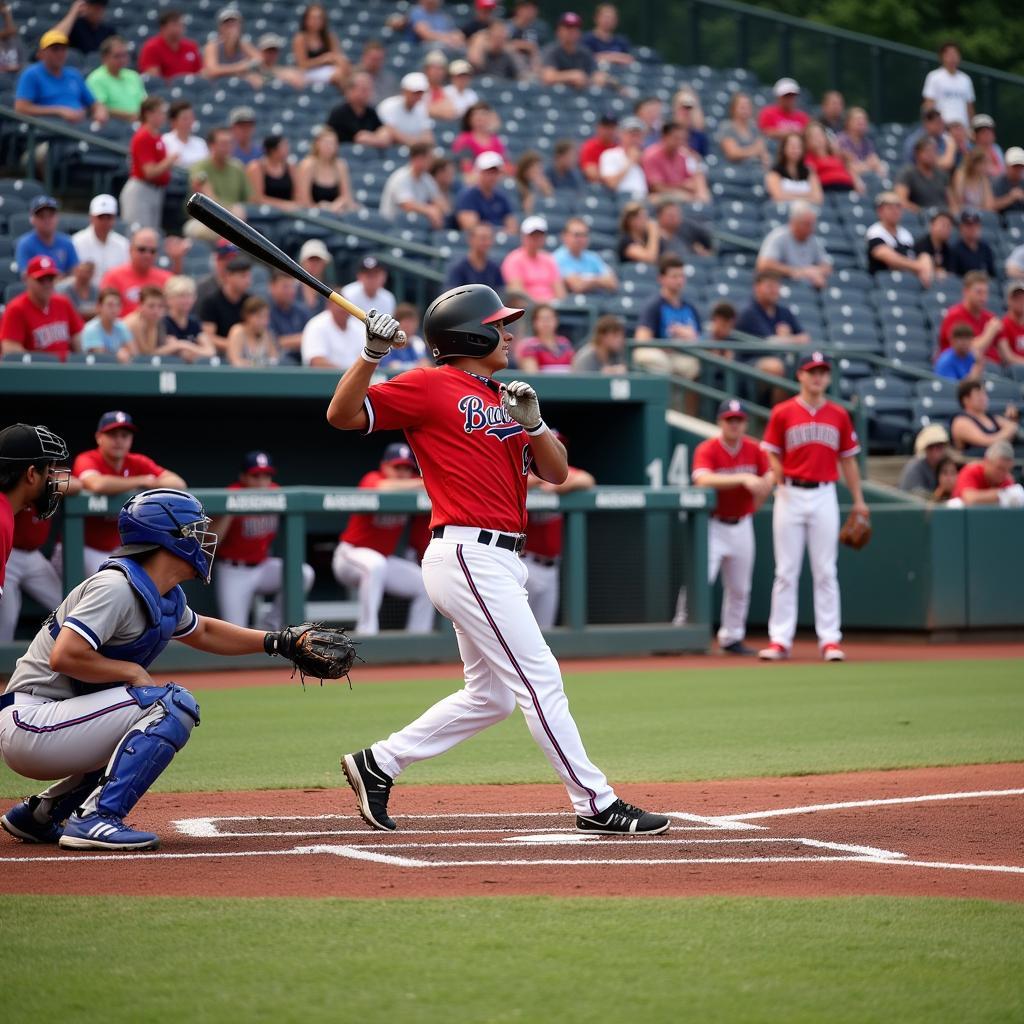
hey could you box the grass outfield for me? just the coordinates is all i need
[4,895,1021,1024]
[1,659,1021,795]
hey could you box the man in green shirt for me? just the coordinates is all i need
[85,35,145,121]
[185,126,251,241]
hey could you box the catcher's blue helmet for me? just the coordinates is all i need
[117,489,218,583]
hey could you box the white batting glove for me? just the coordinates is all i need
[362,309,404,363]
[501,380,545,433]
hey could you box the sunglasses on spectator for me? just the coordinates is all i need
[134,246,158,254]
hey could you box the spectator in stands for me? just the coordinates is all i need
[902,107,955,170]
[501,216,565,302]
[716,92,769,168]
[203,6,259,80]
[508,0,549,55]
[655,198,712,260]
[898,424,951,499]
[342,256,395,317]
[553,217,618,296]
[950,150,994,213]
[634,96,664,148]
[922,42,975,128]
[121,285,172,361]
[1008,244,1024,280]
[897,137,953,213]
[327,73,392,148]
[914,208,955,278]
[837,107,887,179]
[461,0,498,41]
[735,270,809,379]
[246,33,306,90]
[85,35,145,122]
[579,114,620,184]
[227,106,261,166]
[378,73,434,147]
[866,191,934,287]
[226,296,279,367]
[950,379,1020,454]
[267,270,308,364]
[598,116,648,198]
[452,102,506,175]
[930,456,960,503]
[765,132,823,206]
[15,29,108,127]
[71,194,127,281]
[186,126,251,241]
[573,314,627,373]
[0,2,25,74]
[642,122,711,203]
[197,254,252,354]
[517,304,575,372]
[583,3,632,65]
[196,239,239,301]
[670,88,709,159]
[81,286,130,357]
[938,271,1003,364]
[445,59,479,119]
[421,51,458,121]
[758,78,810,141]
[380,304,430,369]
[356,39,397,104]
[406,0,465,49]
[139,9,202,79]
[467,19,521,80]
[54,0,115,54]
[291,4,349,89]
[245,135,297,210]
[0,256,84,360]
[819,90,846,135]
[803,122,862,195]
[541,12,605,91]
[970,114,1004,178]
[998,281,1024,367]
[993,147,1024,214]
[379,142,447,228]
[617,201,660,264]
[163,100,209,169]
[949,209,996,278]
[16,196,78,276]
[120,96,173,232]
[56,259,97,320]
[430,155,458,217]
[945,118,972,171]
[443,222,504,291]
[935,322,985,381]
[296,239,330,318]
[455,152,516,232]
[756,201,832,289]
[707,302,739,357]
[951,441,1022,507]
[301,300,364,368]
[514,151,554,216]
[98,228,173,314]
[294,125,357,213]
[162,274,216,362]
[548,139,584,192]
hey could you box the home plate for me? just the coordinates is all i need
[504,833,597,844]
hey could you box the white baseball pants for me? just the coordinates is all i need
[523,554,560,629]
[767,483,841,649]
[215,557,315,629]
[331,542,434,635]
[370,531,615,816]
[0,549,63,642]
[709,517,755,646]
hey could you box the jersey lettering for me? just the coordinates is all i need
[459,395,524,441]
[784,423,840,451]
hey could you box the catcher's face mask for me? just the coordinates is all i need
[36,462,71,520]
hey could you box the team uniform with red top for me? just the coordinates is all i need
[214,482,314,629]
[331,470,434,635]
[691,436,770,647]
[360,364,616,816]
[761,396,861,650]
[0,509,62,642]
[938,303,1003,364]
[0,493,13,600]
[0,291,84,361]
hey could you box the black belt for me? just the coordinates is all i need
[223,559,263,568]
[785,477,826,489]
[431,526,526,554]
[713,516,743,525]
[0,692,16,711]
[524,553,559,567]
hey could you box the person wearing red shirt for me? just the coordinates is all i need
[949,441,1022,507]
[690,400,774,655]
[330,442,434,635]
[759,353,868,662]
[758,78,812,140]
[578,114,619,182]
[211,451,314,628]
[72,411,185,576]
[803,122,860,193]
[328,284,669,836]
[0,510,61,642]
[0,256,84,360]
[138,10,203,79]
[998,280,1024,367]
[641,122,711,203]
[119,96,174,231]
[98,228,172,314]
[937,271,1004,364]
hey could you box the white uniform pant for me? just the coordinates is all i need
[709,517,755,646]
[524,554,560,629]
[767,483,841,649]
[215,558,315,629]
[371,532,615,816]
[0,549,63,642]
[331,542,434,635]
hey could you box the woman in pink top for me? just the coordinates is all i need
[500,217,566,303]
[517,304,575,372]
[452,102,507,176]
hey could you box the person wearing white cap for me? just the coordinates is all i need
[443,58,479,118]
[421,50,459,121]
[598,115,648,197]
[342,256,396,318]
[898,425,951,498]
[993,147,1024,215]
[377,72,434,148]
[757,78,810,141]
[202,6,259,80]
[501,216,565,303]
[378,142,447,228]
[72,194,129,281]
[297,239,331,318]
[454,151,516,233]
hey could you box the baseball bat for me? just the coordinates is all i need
[185,193,406,345]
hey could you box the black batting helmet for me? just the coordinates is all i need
[423,285,524,364]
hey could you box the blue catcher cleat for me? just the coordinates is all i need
[1,798,63,844]
[59,812,159,851]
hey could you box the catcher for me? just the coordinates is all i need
[0,488,355,852]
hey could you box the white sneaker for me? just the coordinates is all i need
[822,643,846,662]
[758,643,789,661]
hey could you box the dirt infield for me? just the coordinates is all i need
[1,763,1021,902]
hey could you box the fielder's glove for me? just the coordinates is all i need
[265,622,360,686]
[363,309,404,363]
[501,380,545,434]
[838,510,872,550]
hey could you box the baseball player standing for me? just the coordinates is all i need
[326,284,669,835]
[213,451,315,629]
[331,442,434,635]
[691,399,775,655]
[759,353,868,662]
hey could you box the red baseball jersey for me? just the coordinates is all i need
[73,448,165,551]
[952,461,1012,499]
[340,470,411,556]
[12,508,52,551]
[525,508,563,559]
[0,291,84,361]
[761,397,860,483]
[364,366,533,534]
[938,303,1002,363]
[1002,314,1024,359]
[217,481,279,563]
[0,492,13,597]
[692,436,769,519]
[129,127,172,187]
[408,514,432,561]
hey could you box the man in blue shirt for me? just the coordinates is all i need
[406,0,465,48]
[14,29,106,126]
[443,222,505,291]
[735,270,809,380]
[934,322,982,381]
[454,152,518,233]
[553,217,618,295]
[15,196,80,276]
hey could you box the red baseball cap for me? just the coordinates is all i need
[26,255,59,279]
[476,0,497,8]
[716,398,747,420]
[798,351,831,373]
[559,12,583,27]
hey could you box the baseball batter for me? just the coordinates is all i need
[213,451,315,629]
[326,285,669,835]
[691,399,774,655]
[759,353,868,662]
[332,442,434,635]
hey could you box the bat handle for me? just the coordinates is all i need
[393,330,407,348]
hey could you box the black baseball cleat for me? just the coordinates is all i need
[576,799,671,835]
[342,748,396,831]
[721,641,756,656]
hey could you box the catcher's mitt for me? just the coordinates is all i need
[265,622,360,686]
[839,511,872,550]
